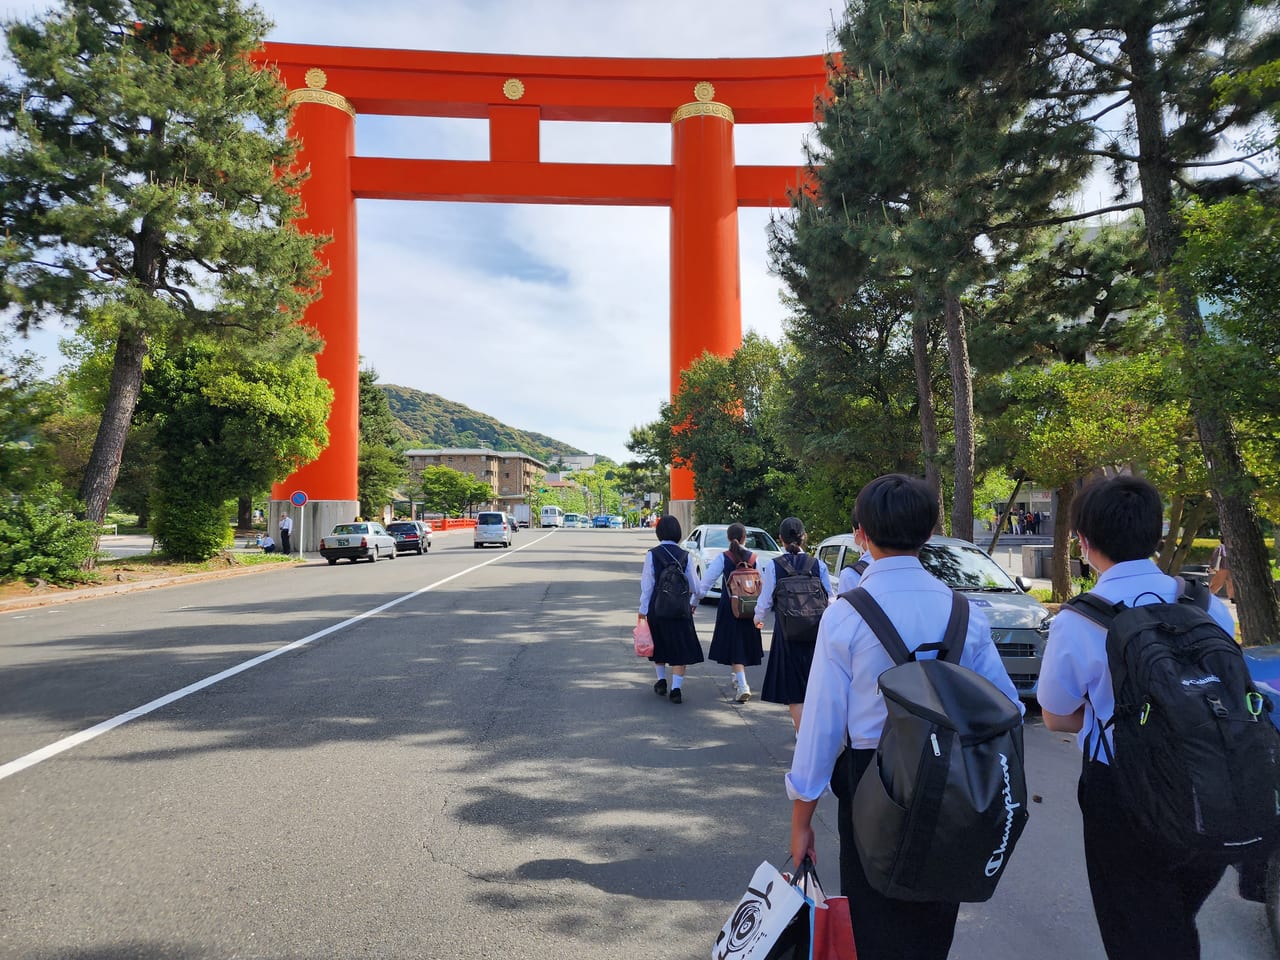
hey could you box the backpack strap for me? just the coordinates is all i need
[842,588,970,666]
[852,558,869,575]
[1178,576,1212,611]
[1062,591,1123,629]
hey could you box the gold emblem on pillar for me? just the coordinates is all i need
[286,66,356,118]
[503,78,526,101]
[672,81,734,125]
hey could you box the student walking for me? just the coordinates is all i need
[637,515,703,704]
[836,520,872,594]
[788,475,1022,960]
[1209,538,1234,601]
[757,516,833,732]
[1038,476,1238,960]
[695,522,764,703]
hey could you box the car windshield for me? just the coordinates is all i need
[478,513,503,524]
[387,523,416,533]
[704,527,779,552]
[919,542,1018,591]
[331,524,367,535]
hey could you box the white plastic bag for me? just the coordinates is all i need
[712,860,809,960]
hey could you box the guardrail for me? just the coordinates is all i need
[423,518,478,531]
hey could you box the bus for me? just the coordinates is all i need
[540,505,565,528]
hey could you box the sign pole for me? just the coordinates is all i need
[290,491,309,558]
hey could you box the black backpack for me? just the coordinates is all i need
[843,587,1028,903]
[650,545,692,620]
[772,553,827,644]
[1065,579,1280,856]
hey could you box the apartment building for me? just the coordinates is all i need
[405,448,548,511]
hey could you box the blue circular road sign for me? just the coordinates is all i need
[289,491,308,507]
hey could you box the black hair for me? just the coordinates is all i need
[779,516,805,553]
[655,514,682,543]
[726,522,750,565]
[1071,475,1162,562]
[854,474,938,551]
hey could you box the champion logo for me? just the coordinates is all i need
[985,753,1021,878]
[1181,675,1221,687]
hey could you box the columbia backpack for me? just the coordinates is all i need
[772,553,827,644]
[1065,579,1280,856]
[843,587,1028,903]
[650,545,692,620]
[724,552,762,620]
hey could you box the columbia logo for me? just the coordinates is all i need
[1181,675,1221,687]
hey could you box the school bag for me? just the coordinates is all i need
[842,587,1028,903]
[724,551,762,620]
[1064,579,1280,856]
[650,545,693,620]
[772,553,827,644]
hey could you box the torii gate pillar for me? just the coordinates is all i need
[669,92,740,530]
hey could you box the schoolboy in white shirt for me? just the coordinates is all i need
[787,474,1021,960]
[1038,475,1236,960]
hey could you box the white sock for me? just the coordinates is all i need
[671,674,684,690]
[655,665,667,681]
[735,671,748,687]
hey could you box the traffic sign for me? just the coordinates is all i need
[290,490,308,507]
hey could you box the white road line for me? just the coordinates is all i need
[0,532,555,782]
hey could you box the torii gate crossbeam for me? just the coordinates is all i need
[256,42,830,543]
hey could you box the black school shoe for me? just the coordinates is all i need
[653,678,667,696]
[669,687,682,704]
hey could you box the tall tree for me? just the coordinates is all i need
[0,0,325,525]
[357,367,406,518]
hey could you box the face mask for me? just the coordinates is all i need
[1079,538,1091,568]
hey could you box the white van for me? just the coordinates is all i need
[540,505,565,528]
[474,511,513,548]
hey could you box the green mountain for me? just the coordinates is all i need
[378,383,586,462]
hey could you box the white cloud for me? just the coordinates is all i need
[2,0,843,460]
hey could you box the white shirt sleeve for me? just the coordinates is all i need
[638,551,655,615]
[755,557,778,620]
[697,553,726,599]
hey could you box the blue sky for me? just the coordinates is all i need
[2,0,848,462]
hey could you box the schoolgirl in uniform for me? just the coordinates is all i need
[695,522,764,703]
[756,516,834,732]
[637,515,703,704]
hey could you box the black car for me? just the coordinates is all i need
[386,520,432,555]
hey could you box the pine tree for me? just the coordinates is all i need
[0,1,324,527]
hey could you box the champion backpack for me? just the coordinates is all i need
[724,552,762,620]
[843,587,1028,903]
[650,545,692,620]
[1065,579,1280,856]
[772,553,827,644]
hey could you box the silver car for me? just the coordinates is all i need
[474,511,513,548]
[683,524,785,602]
[319,522,398,564]
[813,533,1052,699]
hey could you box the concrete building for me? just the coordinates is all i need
[405,448,548,512]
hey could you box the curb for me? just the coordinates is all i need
[0,559,304,614]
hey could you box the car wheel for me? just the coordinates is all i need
[417,545,424,555]
[389,547,397,559]
[327,558,337,566]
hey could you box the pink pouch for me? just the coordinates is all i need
[632,621,654,657]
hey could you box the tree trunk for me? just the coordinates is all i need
[988,472,1025,554]
[944,291,975,542]
[78,325,148,528]
[911,309,945,533]
[1051,481,1076,602]
[1125,26,1280,645]
[237,495,253,530]
[1159,494,1187,572]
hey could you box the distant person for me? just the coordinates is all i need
[637,515,703,704]
[1209,538,1234,602]
[836,519,872,594]
[260,534,276,554]
[1038,476,1237,959]
[695,522,764,703]
[756,516,833,733]
[278,511,293,555]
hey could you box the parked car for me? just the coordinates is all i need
[609,515,624,528]
[474,511,513,548]
[386,520,432,555]
[813,533,1052,699]
[319,522,398,564]
[505,513,519,537]
[683,524,785,602]
[592,514,611,528]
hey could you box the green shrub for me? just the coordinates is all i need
[0,481,101,584]
[151,491,233,561]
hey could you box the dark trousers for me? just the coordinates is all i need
[280,529,291,554]
[1079,760,1227,960]
[836,748,960,960]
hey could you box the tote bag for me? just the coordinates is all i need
[713,861,809,960]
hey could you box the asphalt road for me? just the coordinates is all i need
[1,528,1272,959]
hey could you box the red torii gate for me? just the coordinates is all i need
[257,42,830,541]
